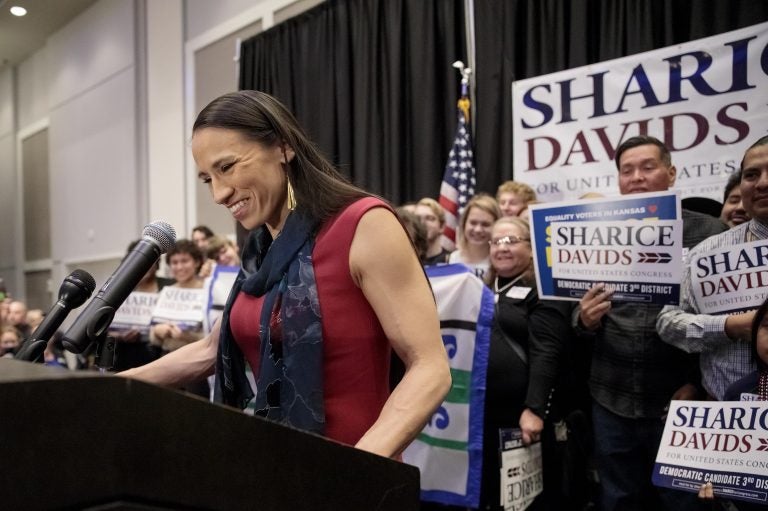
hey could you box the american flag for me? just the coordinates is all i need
[439,97,476,251]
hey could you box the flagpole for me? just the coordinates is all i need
[438,62,477,252]
[464,0,477,136]
[452,60,472,100]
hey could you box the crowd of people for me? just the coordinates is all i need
[0,294,65,365]
[403,135,767,511]
[1,227,242,373]
[3,89,766,511]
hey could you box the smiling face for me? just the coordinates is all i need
[169,252,200,286]
[463,206,495,247]
[192,127,293,234]
[490,221,532,279]
[617,144,676,195]
[498,192,526,217]
[217,242,241,267]
[720,186,749,228]
[740,144,768,224]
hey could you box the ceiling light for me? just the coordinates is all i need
[10,6,27,16]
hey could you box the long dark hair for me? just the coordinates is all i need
[750,297,768,371]
[193,90,371,225]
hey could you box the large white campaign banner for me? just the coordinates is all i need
[512,22,768,202]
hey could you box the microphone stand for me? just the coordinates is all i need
[93,331,117,372]
[14,339,49,364]
[15,269,96,365]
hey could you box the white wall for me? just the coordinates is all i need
[16,49,48,131]
[4,0,321,303]
[146,0,186,234]
[46,0,140,271]
[49,68,139,262]
[46,0,136,112]
[185,0,269,41]
[0,68,16,292]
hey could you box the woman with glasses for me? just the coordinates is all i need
[478,216,571,510]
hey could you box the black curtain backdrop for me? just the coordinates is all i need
[239,0,466,205]
[474,0,768,194]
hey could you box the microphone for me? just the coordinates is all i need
[61,221,176,354]
[15,269,96,362]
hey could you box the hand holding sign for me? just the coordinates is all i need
[698,482,714,500]
[579,283,614,330]
[152,323,183,341]
[519,408,544,446]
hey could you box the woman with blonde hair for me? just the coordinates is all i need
[448,193,501,280]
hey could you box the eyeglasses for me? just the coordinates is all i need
[489,235,530,246]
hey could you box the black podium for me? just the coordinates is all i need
[0,359,419,511]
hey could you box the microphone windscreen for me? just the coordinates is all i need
[68,268,97,295]
[143,221,176,253]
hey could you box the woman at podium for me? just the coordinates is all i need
[121,90,451,458]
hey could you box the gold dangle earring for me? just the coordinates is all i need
[286,178,297,211]
[282,145,297,211]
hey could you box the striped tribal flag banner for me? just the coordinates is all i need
[439,92,477,251]
[402,263,494,508]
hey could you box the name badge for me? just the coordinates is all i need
[740,392,760,401]
[506,286,531,300]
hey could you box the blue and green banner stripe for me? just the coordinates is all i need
[402,264,494,508]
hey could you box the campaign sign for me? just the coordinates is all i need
[529,191,682,304]
[512,22,768,203]
[653,400,768,505]
[500,428,543,511]
[110,291,158,333]
[691,239,768,314]
[204,264,239,332]
[151,287,205,331]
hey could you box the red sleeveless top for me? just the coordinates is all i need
[229,198,392,446]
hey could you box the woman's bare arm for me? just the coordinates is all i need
[118,320,220,387]
[350,208,451,458]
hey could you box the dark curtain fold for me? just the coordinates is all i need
[238,0,767,202]
[239,0,466,205]
[474,0,768,194]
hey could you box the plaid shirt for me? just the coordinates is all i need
[575,210,727,418]
[657,219,763,399]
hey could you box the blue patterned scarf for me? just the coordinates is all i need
[214,210,325,435]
